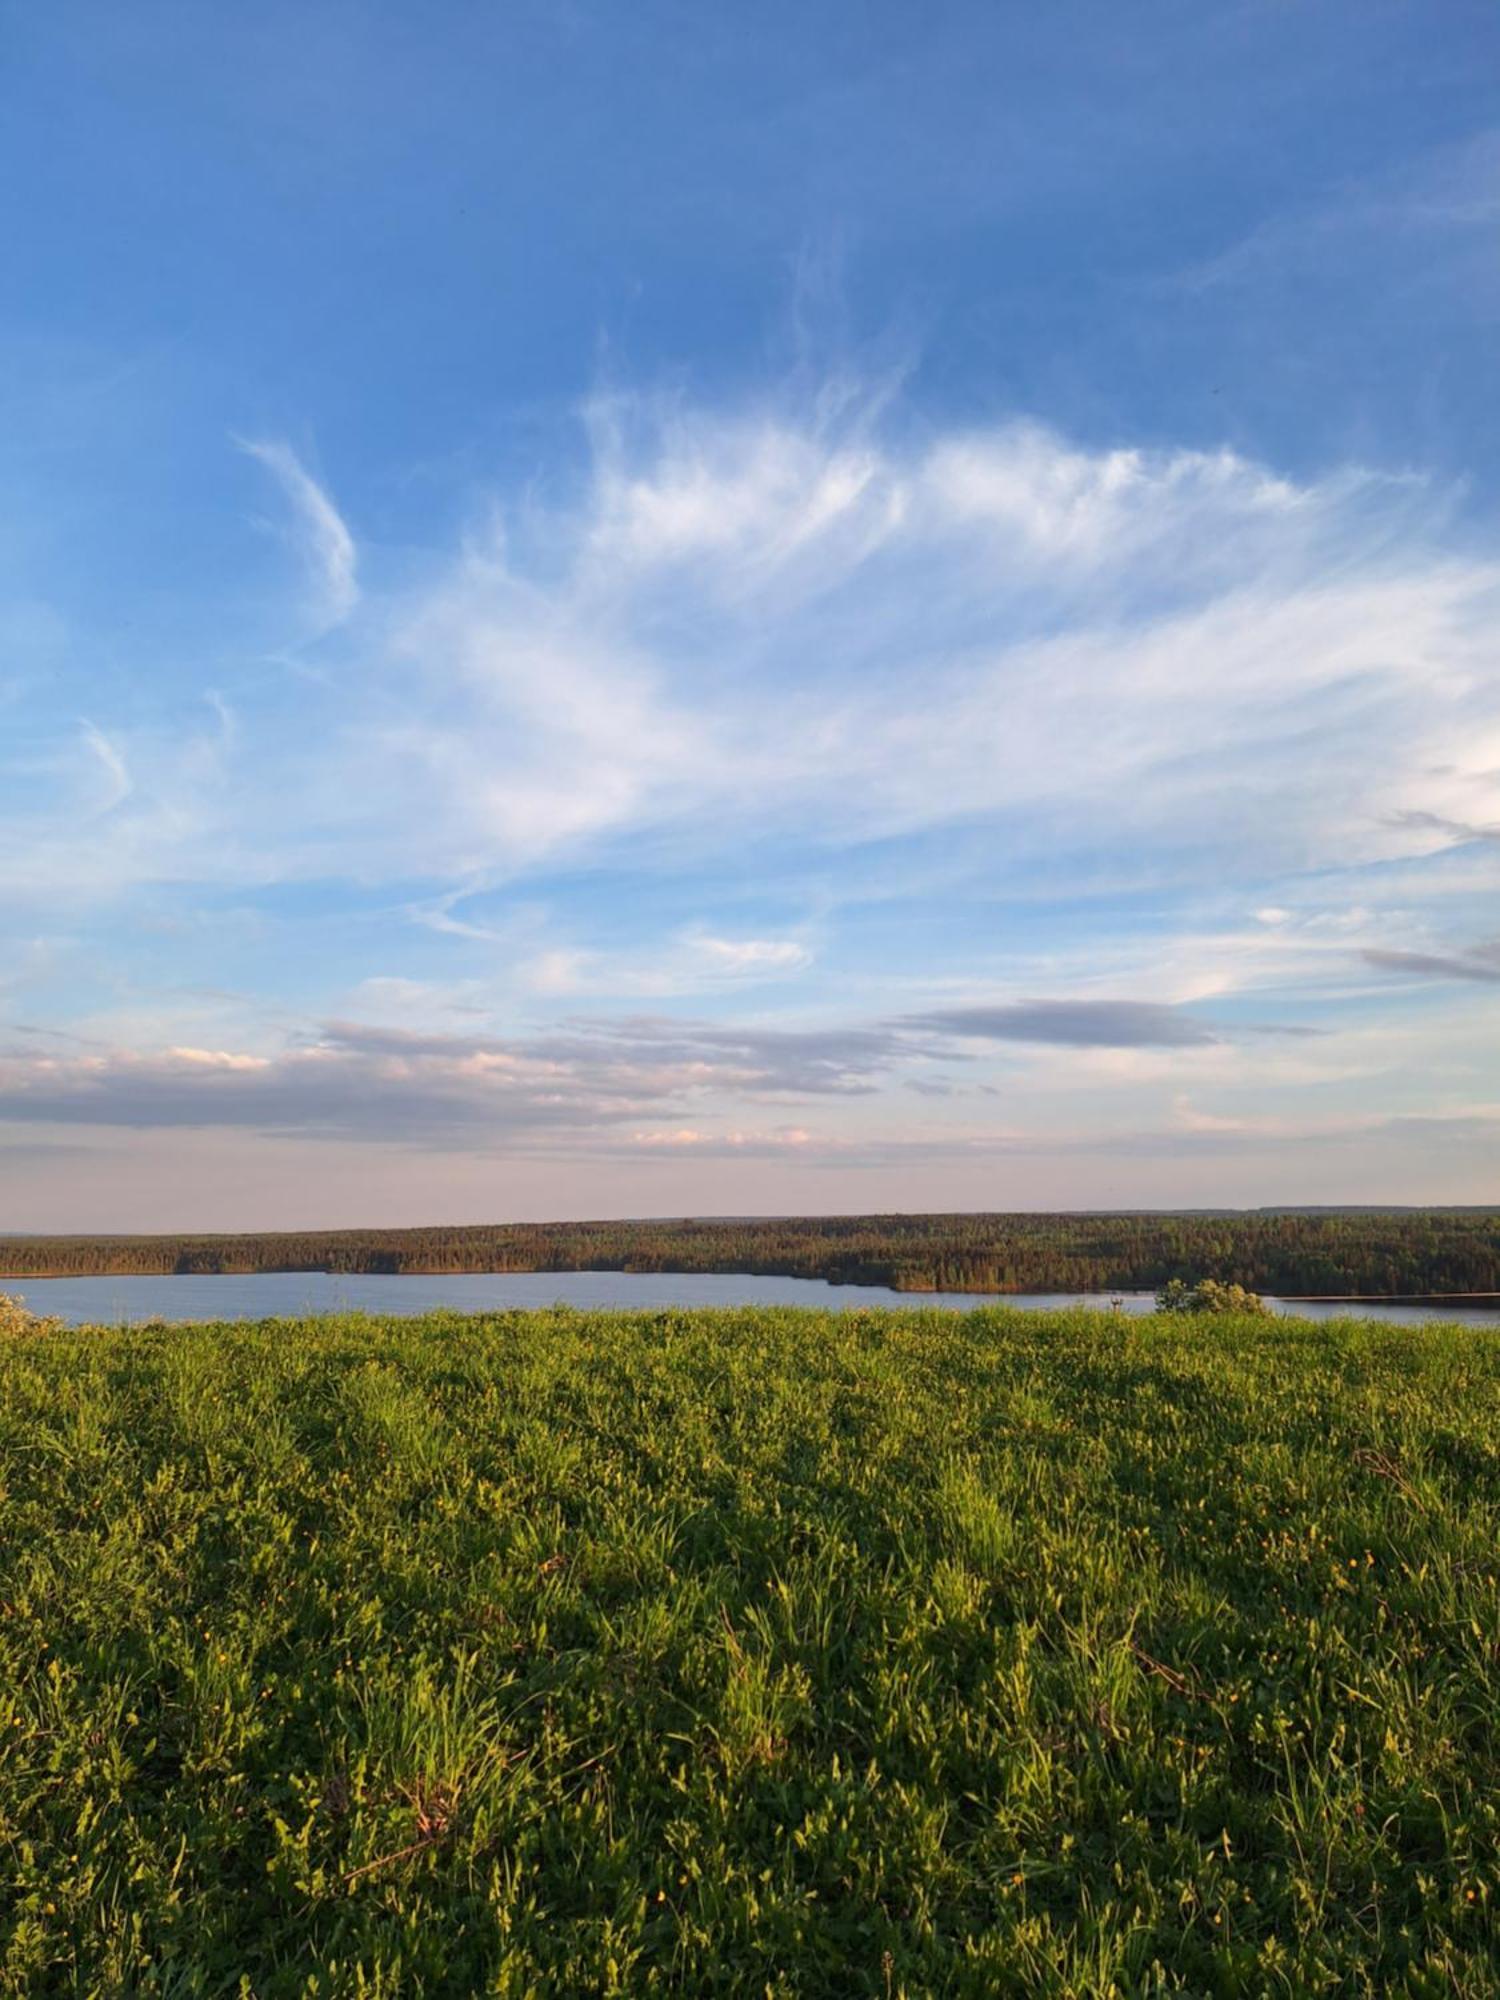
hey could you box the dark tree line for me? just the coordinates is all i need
[3,1210,1498,1296]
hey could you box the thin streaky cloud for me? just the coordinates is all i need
[78,722,132,814]
[1362,948,1500,986]
[906,1000,1319,1049]
[1388,809,1500,848]
[1169,128,1500,297]
[238,437,359,628]
[912,1000,1219,1048]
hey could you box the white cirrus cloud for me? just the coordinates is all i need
[4,387,1498,938]
[239,436,359,629]
[311,392,1498,897]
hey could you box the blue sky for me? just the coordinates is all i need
[3,0,1498,1227]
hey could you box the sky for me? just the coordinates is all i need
[2,0,1498,1228]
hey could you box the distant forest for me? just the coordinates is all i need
[4,1211,1499,1297]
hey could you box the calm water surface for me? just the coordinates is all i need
[10,1270,1500,1328]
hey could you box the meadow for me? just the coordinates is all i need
[2,1304,1498,1995]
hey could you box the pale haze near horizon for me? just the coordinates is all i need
[2,1,1498,1231]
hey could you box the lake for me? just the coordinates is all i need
[8,1269,1500,1328]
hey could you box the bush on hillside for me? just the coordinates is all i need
[1156,1276,1272,1316]
[0,1292,62,1337]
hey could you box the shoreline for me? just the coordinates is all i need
[8,1264,1500,1308]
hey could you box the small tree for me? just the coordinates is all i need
[1156,1277,1272,1317]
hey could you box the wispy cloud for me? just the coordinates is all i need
[7,391,1497,912]
[367,397,1495,887]
[3,381,1498,1208]
[78,722,131,814]
[239,437,359,629]
[906,1000,1314,1049]
[1172,129,1500,297]
[1363,944,1500,986]
[1388,809,1500,849]
[517,931,814,998]
[0,991,1324,1146]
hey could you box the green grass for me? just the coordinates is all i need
[2,1306,1499,1996]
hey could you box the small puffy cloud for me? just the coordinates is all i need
[629,1125,819,1155]
[514,932,812,999]
[688,936,812,976]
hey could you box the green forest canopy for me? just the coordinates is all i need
[3,1210,1498,1296]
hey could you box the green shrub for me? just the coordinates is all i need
[0,1292,60,1337]
[1155,1276,1272,1315]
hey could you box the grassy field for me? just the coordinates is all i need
[2,1306,1498,1996]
